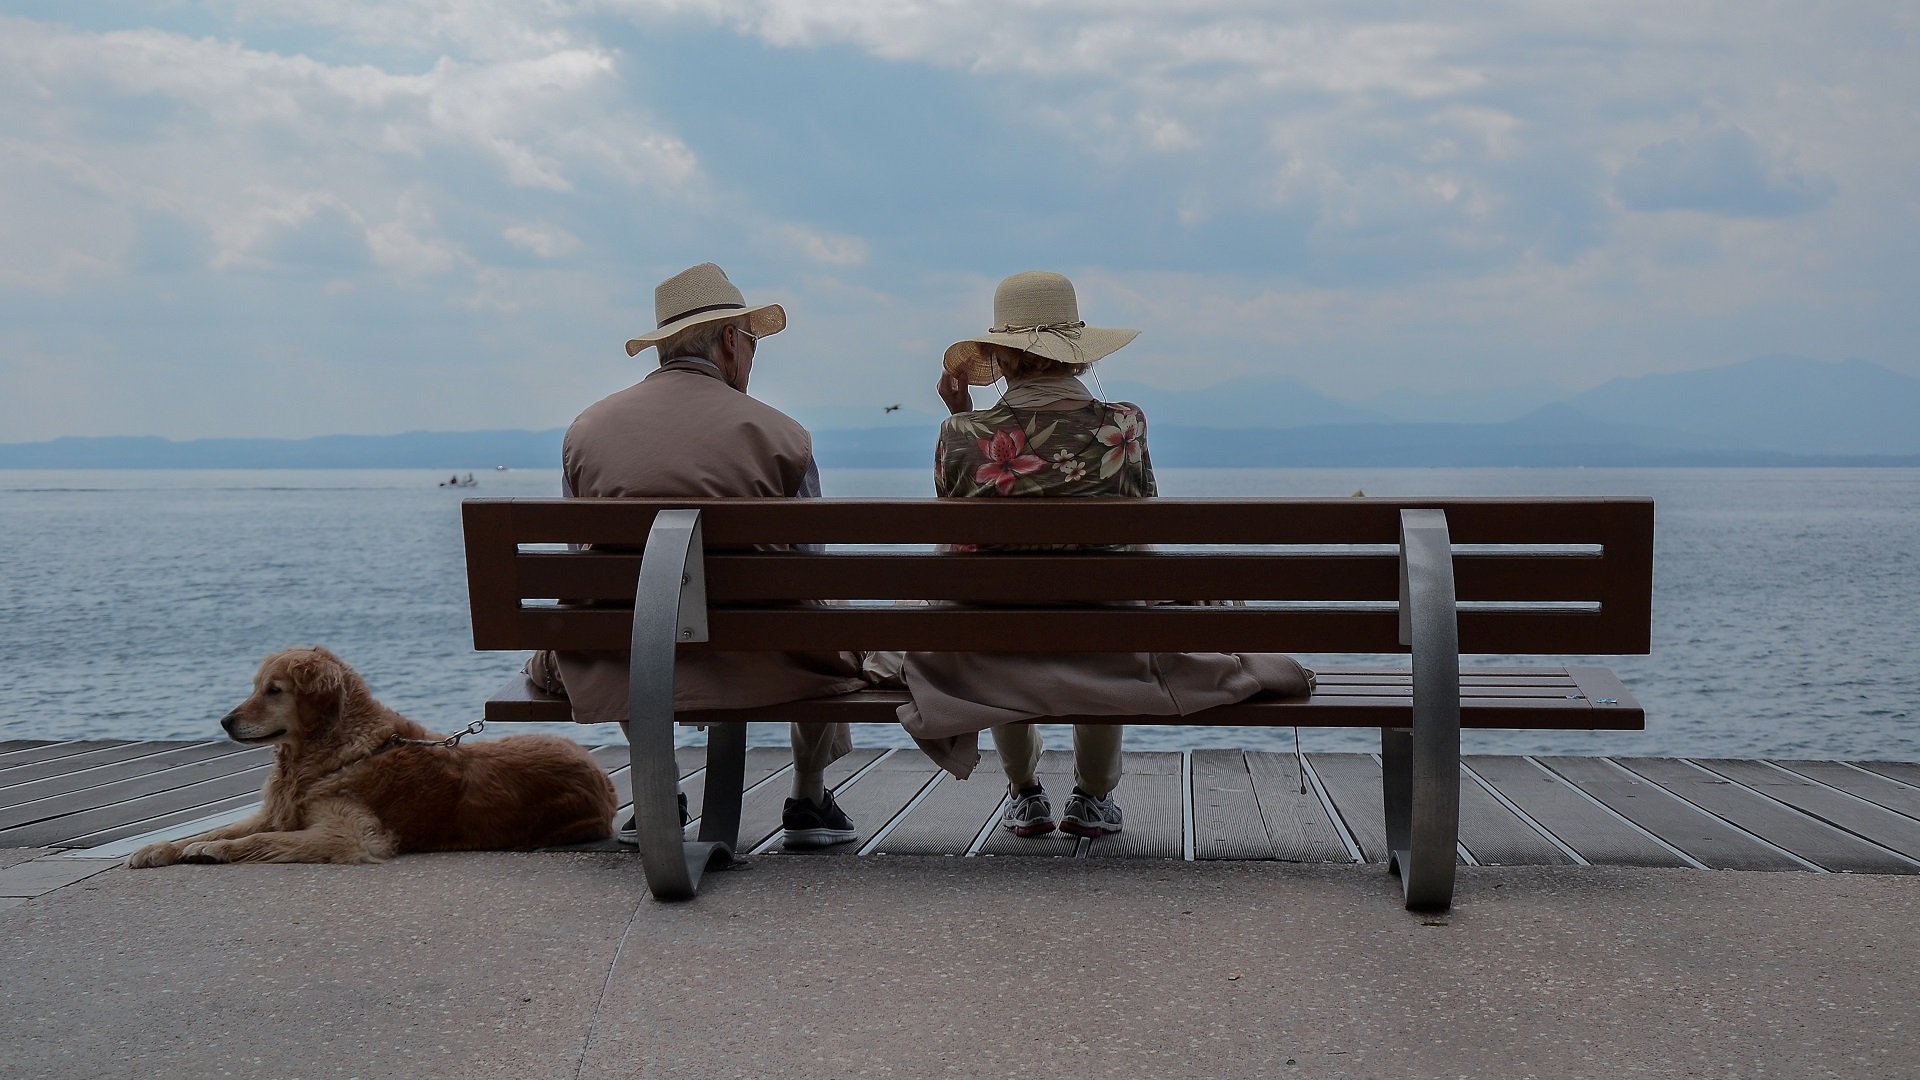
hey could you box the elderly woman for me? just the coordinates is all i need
[897,271,1311,840]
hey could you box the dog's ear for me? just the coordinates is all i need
[279,649,342,697]
[278,647,353,714]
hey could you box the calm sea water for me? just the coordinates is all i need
[1,468,1915,760]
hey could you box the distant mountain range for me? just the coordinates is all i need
[4,355,1917,468]
[0,431,566,469]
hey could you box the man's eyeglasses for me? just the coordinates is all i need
[732,326,758,349]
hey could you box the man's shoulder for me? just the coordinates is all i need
[568,370,811,447]
[733,388,811,438]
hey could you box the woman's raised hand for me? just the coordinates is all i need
[938,372,974,415]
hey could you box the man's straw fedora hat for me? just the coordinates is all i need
[943,271,1139,386]
[624,262,787,357]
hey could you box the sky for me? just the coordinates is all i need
[0,1,1914,441]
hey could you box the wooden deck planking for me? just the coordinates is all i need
[1536,757,1804,871]
[1772,760,1920,821]
[0,741,127,770]
[3,743,1919,873]
[1851,762,1920,790]
[1087,751,1184,859]
[0,746,272,833]
[821,749,942,852]
[59,792,265,849]
[0,742,263,814]
[979,750,1078,857]
[1244,752,1350,863]
[0,763,275,848]
[1190,749,1274,860]
[1688,759,1920,864]
[1464,756,1690,868]
[870,751,1007,856]
[1303,753,1391,863]
[683,746,786,837]
[683,747,800,842]
[0,741,224,793]
[1454,765,1574,867]
[1617,757,1913,873]
[583,745,710,816]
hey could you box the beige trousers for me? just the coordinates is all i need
[617,721,848,774]
[990,723,1123,798]
[523,651,850,772]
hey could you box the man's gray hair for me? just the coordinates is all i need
[659,315,748,363]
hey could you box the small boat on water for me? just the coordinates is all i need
[439,472,478,488]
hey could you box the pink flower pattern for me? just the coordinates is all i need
[937,401,1153,501]
[972,427,1047,495]
[1093,409,1145,479]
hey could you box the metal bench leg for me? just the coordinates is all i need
[697,721,746,850]
[627,509,730,901]
[1381,724,1413,860]
[1388,509,1461,912]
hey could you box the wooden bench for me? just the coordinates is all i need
[463,496,1653,911]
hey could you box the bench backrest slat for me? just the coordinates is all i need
[513,551,1617,604]
[477,496,1643,545]
[464,497,1654,656]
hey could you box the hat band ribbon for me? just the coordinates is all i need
[992,320,1085,337]
[992,320,1088,361]
[659,302,745,328]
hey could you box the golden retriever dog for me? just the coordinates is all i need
[129,646,614,867]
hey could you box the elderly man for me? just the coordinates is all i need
[524,262,868,848]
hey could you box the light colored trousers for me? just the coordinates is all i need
[990,723,1122,798]
[617,722,846,773]
[524,650,849,772]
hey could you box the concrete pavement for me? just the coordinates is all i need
[3,850,1917,1079]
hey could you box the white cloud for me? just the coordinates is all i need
[504,223,583,259]
[0,16,702,282]
[1615,125,1835,217]
[768,223,869,267]
[1,2,1917,441]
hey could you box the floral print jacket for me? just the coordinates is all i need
[935,400,1155,501]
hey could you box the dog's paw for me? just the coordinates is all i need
[128,842,182,869]
[179,841,233,864]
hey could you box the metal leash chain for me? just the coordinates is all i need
[384,720,485,749]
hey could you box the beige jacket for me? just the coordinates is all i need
[532,359,867,722]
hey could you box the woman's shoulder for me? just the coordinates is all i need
[939,403,1017,437]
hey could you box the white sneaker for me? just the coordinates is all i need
[1001,786,1055,838]
[1060,787,1122,837]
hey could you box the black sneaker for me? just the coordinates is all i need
[614,791,690,847]
[782,789,858,849]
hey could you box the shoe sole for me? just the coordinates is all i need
[1006,820,1056,837]
[1059,819,1122,838]
[783,827,859,849]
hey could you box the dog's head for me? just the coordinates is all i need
[221,646,363,747]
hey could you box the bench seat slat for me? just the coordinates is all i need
[483,672,1645,731]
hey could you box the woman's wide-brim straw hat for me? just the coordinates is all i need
[942,270,1139,386]
[624,262,787,357]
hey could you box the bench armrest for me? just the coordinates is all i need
[1385,508,1461,911]
[626,509,731,900]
